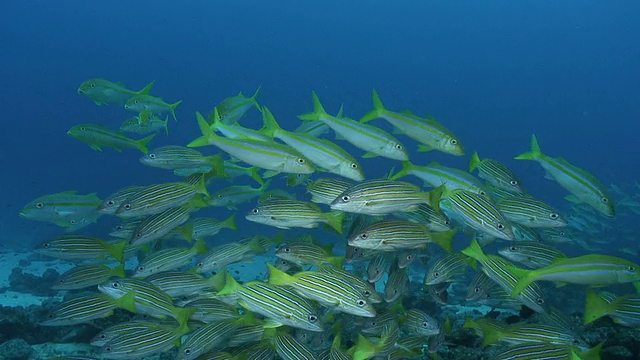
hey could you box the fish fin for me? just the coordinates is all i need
[334,131,346,141]
[216,270,240,296]
[565,195,582,203]
[248,166,265,185]
[431,229,456,253]
[207,153,228,178]
[480,325,501,347]
[325,211,345,234]
[136,80,155,95]
[111,262,126,278]
[176,223,194,242]
[136,134,156,154]
[362,152,378,159]
[223,213,238,231]
[266,263,296,286]
[260,106,280,138]
[584,289,613,325]
[263,170,280,179]
[187,112,214,148]
[359,89,385,124]
[113,291,137,313]
[352,334,379,360]
[298,91,328,121]
[263,319,284,329]
[169,100,182,121]
[469,151,481,172]
[163,116,169,135]
[510,267,535,298]
[634,281,640,293]
[208,270,227,292]
[192,238,208,255]
[89,144,103,151]
[514,134,542,160]
[417,144,433,152]
[336,103,344,118]
[388,161,411,181]
[328,256,345,269]
[460,238,486,262]
[106,240,126,263]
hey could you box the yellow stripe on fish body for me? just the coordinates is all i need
[330,179,441,215]
[391,160,488,197]
[424,253,473,286]
[246,199,344,233]
[442,188,514,240]
[140,145,224,173]
[275,241,343,268]
[515,134,614,217]
[99,186,144,215]
[361,89,464,156]
[274,331,318,360]
[307,178,353,205]
[116,178,208,218]
[394,203,453,232]
[178,318,240,360]
[134,239,207,278]
[99,322,186,359]
[216,272,324,332]
[40,294,121,326]
[498,241,567,269]
[262,106,365,181]
[196,238,265,274]
[267,264,376,318]
[469,151,524,194]
[130,205,193,246]
[188,111,315,175]
[298,91,409,161]
[98,278,182,320]
[318,265,383,304]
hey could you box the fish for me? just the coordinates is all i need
[208,106,272,141]
[140,145,224,173]
[124,94,182,120]
[178,318,243,360]
[496,195,567,228]
[307,178,353,205]
[262,106,365,181]
[515,134,615,217]
[318,265,383,304]
[424,253,474,285]
[222,160,265,185]
[384,266,409,302]
[195,237,265,274]
[120,109,169,135]
[401,308,440,336]
[497,241,567,269]
[189,111,315,176]
[348,219,456,252]
[584,289,640,326]
[130,205,194,245]
[495,342,602,360]
[41,293,134,326]
[115,178,209,218]
[511,254,640,297]
[77,78,155,106]
[213,86,261,124]
[35,235,126,262]
[298,92,409,161]
[208,181,271,210]
[393,203,453,232]
[99,321,188,359]
[273,331,319,360]
[53,263,126,290]
[367,252,394,283]
[276,241,343,268]
[267,263,376,317]
[133,239,207,278]
[391,160,488,197]
[67,123,155,153]
[441,188,515,240]
[174,214,238,240]
[360,89,464,156]
[469,151,524,193]
[216,271,324,332]
[246,198,344,233]
[20,191,102,225]
[99,186,144,215]
[330,179,442,215]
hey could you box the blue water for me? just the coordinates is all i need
[2,0,639,248]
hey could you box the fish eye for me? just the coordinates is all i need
[115,225,123,230]
[510,180,518,186]
[149,153,156,159]
[112,282,119,288]
[510,246,517,251]
[90,83,96,88]
[360,233,368,239]
[36,202,44,208]
[252,208,259,214]
[297,158,305,163]
[357,299,366,307]
[395,144,403,149]
[58,279,65,283]
[479,190,487,196]
[350,163,358,169]
[602,197,609,203]
[100,334,107,339]
[474,287,480,293]
[134,100,139,104]
[629,266,635,271]
[434,272,439,277]
[69,220,76,224]
[184,349,191,355]
[217,194,223,198]
[422,321,429,328]
[497,223,505,230]
[106,200,115,206]
[450,139,458,145]
[308,315,318,322]
[559,231,565,236]
[341,195,350,202]
[406,255,413,260]
[43,243,50,247]
[549,213,559,219]
[136,233,142,238]
[123,204,131,210]
[104,347,112,352]
[80,127,86,131]
[283,247,291,253]
[364,290,372,296]
[536,298,544,304]
[137,266,144,271]
[444,220,450,225]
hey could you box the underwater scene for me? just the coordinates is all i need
[2,1,640,359]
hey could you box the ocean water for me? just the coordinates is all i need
[2,0,640,358]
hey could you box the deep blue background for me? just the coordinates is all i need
[2,0,639,249]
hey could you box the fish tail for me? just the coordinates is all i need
[249,166,265,185]
[325,211,345,234]
[111,262,126,278]
[389,161,412,181]
[298,91,329,121]
[260,106,280,138]
[192,238,208,255]
[510,270,535,298]
[163,116,169,135]
[176,223,194,242]
[137,134,156,154]
[266,263,296,286]
[207,153,228,178]
[360,88,385,123]
[328,255,345,269]
[106,240,127,263]
[215,270,240,296]
[431,229,456,253]
[188,112,214,148]
[469,151,481,172]
[584,289,614,325]
[427,185,444,213]
[480,325,502,347]
[223,213,238,231]
[514,134,542,160]
[173,307,195,332]
[113,291,136,313]
[208,270,227,291]
[170,100,182,121]
[137,80,155,95]
[353,334,378,360]
[193,174,210,197]
[460,238,486,262]
[258,179,272,192]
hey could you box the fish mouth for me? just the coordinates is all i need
[77,88,84,94]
